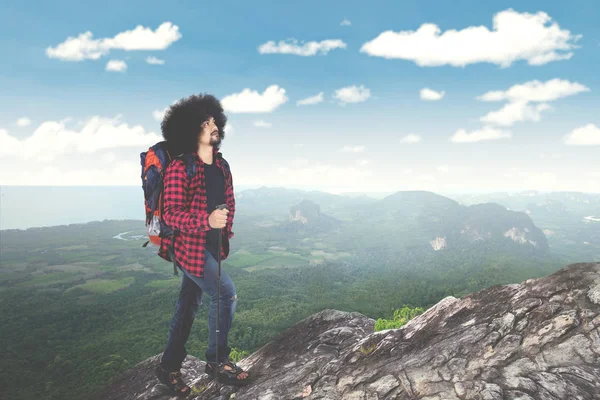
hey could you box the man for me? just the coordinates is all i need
[154,94,250,395]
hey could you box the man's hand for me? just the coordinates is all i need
[208,208,228,229]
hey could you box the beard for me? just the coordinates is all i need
[209,134,222,146]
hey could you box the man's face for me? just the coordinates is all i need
[199,116,221,147]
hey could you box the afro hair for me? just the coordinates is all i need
[161,93,228,155]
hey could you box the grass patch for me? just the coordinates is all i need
[24,272,80,286]
[358,343,377,356]
[0,271,26,283]
[146,278,181,289]
[56,244,89,251]
[66,277,135,294]
[245,255,308,272]
[227,251,276,267]
[309,251,352,262]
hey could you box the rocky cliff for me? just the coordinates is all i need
[282,199,340,233]
[96,262,600,400]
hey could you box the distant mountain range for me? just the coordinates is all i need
[241,189,550,255]
[446,191,600,258]
[449,191,600,219]
[236,186,377,217]
[2,187,597,261]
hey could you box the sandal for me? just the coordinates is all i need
[154,364,191,397]
[205,359,251,386]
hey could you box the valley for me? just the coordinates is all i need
[1,188,598,400]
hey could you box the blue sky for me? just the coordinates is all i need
[1,0,599,194]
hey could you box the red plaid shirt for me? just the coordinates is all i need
[158,147,235,278]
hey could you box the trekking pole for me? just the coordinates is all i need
[214,204,227,377]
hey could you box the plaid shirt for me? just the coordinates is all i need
[158,146,235,278]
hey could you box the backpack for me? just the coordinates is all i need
[140,141,197,275]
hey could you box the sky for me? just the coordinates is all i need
[1,0,599,194]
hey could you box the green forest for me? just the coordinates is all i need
[0,219,574,399]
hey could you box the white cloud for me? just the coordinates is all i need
[224,123,234,136]
[400,134,421,144]
[357,159,369,166]
[46,22,182,61]
[103,22,180,51]
[263,163,374,187]
[293,143,304,148]
[420,88,445,101]
[514,171,558,190]
[153,107,167,121]
[340,145,365,153]
[360,9,581,67]
[341,19,352,26]
[564,123,600,145]
[152,98,182,122]
[503,169,517,179]
[290,158,309,167]
[16,117,31,127]
[538,153,562,160]
[414,174,437,184]
[481,101,552,126]
[477,79,589,102]
[0,129,21,155]
[297,92,324,106]
[106,60,127,72]
[101,152,117,163]
[234,163,598,193]
[0,116,162,162]
[258,38,346,56]
[450,126,512,143]
[394,168,439,190]
[334,85,371,104]
[1,161,141,186]
[146,56,165,65]
[475,79,588,128]
[253,120,272,128]
[47,32,106,61]
[222,85,288,113]
[437,165,473,174]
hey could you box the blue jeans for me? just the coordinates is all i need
[160,249,237,371]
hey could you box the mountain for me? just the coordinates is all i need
[2,187,555,268]
[2,187,596,233]
[450,191,600,219]
[238,189,549,255]
[236,186,377,218]
[447,191,600,261]
[318,190,550,254]
[289,199,325,224]
[281,199,341,233]
[95,262,600,399]
[458,203,549,250]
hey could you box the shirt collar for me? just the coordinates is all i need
[192,146,221,165]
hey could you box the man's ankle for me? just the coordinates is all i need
[159,364,178,373]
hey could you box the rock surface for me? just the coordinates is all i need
[96,262,600,399]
